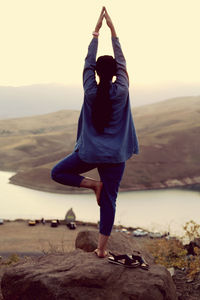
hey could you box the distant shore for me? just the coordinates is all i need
[8,174,200,194]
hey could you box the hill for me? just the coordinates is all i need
[0,96,200,192]
[1,83,200,119]
[0,84,83,119]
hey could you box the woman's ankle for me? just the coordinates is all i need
[97,233,109,254]
[94,248,108,258]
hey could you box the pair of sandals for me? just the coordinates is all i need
[108,250,149,270]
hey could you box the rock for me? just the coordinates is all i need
[1,231,177,300]
[75,230,98,252]
[75,230,154,263]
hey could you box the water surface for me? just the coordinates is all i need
[1,171,200,237]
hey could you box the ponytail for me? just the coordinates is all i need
[92,80,112,133]
[92,55,116,134]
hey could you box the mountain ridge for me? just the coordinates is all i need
[0,95,199,192]
[1,83,200,119]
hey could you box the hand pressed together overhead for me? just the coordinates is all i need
[94,7,117,37]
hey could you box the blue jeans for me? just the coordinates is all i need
[51,152,125,236]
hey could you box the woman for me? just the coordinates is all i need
[51,7,138,258]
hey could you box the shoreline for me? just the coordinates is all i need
[0,219,167,237]
[1,170,200,193]
[8,177,200,194]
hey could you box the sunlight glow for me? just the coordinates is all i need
[0,0,199,87]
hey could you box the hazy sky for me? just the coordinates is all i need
[0,0,200,91]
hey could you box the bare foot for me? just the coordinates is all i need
[80,178,103,206]
[93,181,103,206]
[94,248,108,258]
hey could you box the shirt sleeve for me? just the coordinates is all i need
[112,37,129,88]
[83,38,98,95]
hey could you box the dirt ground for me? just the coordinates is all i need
[0,220,98,256]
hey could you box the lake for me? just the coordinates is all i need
[1,171,200,237]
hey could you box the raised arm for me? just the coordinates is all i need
[83,7,105,95]
[94,7,105,37]
[104,7,117,37]
[104,7,129,88]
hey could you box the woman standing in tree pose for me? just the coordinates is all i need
[51,7,138,258]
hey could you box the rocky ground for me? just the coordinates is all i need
[173,270,200,300]
[0,221,200,299]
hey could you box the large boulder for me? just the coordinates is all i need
[1,231,177,300]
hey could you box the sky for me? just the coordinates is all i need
[0,0,200,104]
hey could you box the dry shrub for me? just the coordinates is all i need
[187,247,200,279]
[40,238,66,255]
[0,254,20,267]
[146,220,200,280]
[183,220,200,242]
[147,238,187,269]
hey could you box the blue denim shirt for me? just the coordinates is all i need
[74,37,139,163]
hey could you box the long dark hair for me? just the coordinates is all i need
[92,55,116,133]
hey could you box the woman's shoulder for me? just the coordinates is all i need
[111,82,129,98]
